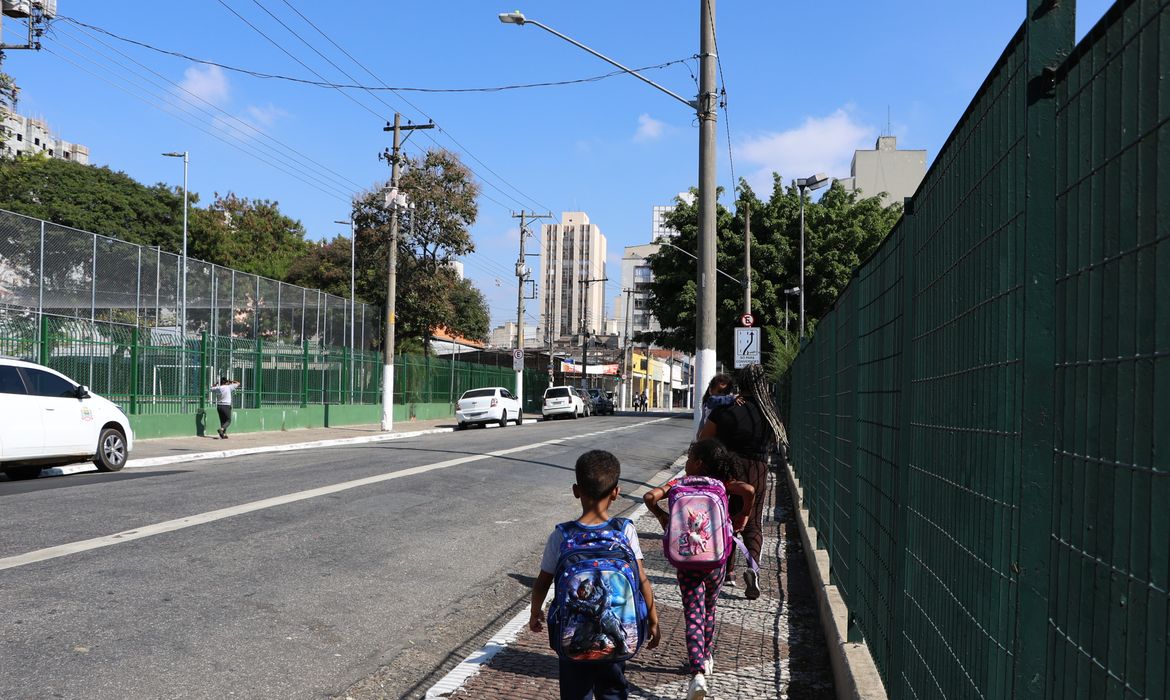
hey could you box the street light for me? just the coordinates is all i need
[162,151,188,403]
[795,173,829,341]
[500,6,719,433]
[783,286,800,345]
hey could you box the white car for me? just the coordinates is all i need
[542,386,586,420]
[0,357,135,480]
[455,387,523,429]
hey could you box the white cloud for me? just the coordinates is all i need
[211,104,288,141]
[633,113,667,142]
[178,64,230,106]
[244,104,287,128]
[737,108,876,194]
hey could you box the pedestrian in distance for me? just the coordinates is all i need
[698,363,787,600]
[529,450,661,700]
[211,376,241,439]
[643,439,755,700]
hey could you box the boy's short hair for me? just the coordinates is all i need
[575,450,621,501]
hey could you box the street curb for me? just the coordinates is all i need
[423,455,688,699]
[783,459,888,700]
[37,422,532,477]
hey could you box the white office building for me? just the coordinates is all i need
[489,322,537,349]
[613,243,662,346]
[651,191,695,241]
[837,135,926,207]
[1,113,89,164]
[537,211,607,344]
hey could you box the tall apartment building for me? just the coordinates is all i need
[837,135,926,206]
[537,211,607,344]
[614,243,661,346]
[651,191,695,241]
[1,113,90,164]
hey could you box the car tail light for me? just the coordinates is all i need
[491,398,498,407]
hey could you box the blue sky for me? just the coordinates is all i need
[3,1,1114,330]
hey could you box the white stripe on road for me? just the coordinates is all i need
[0,419,672,572]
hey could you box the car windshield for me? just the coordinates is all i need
[461,389,497,399]
[545,387,570,398]
[588,390,600,398]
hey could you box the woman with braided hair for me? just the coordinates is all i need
[697,363,787,600]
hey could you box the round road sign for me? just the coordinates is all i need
[740,313,755,327]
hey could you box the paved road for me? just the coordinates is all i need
[0,413,693,700]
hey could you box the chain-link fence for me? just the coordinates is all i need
[0,208,378,347]
[786,0,1170,697]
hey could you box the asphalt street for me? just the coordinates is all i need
[0,413,693,700]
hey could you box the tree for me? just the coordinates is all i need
[284,236,354,299]
[644,177,902,373]
[194,193,312,279]
[351,148,489,351]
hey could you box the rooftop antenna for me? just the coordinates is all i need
[886,106,891,137]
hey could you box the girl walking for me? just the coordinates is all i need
[643,439,755,700]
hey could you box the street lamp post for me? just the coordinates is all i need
[335,218,355,401]
[499,4,718,432]
[795,173,829,341]
[783,286,800,346]
[162,151,188,403]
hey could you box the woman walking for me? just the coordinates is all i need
[697,364,787,599]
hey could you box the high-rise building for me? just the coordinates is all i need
[537,212,607,344]
[651,191,695,241]
[613,243,661,346]
[837,135,926,206]
[1,113,89,164]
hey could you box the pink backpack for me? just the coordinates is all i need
[664,476,735,571]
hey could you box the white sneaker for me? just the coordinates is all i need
[703,654,714,675]
[687,672,708,700]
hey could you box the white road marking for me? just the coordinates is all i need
[0,418,672,572]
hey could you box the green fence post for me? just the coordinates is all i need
[129,326,140,415]
[38,314,49,366]
[199,332,208,412]
[301,339,309,408]
[1012,2,1072,697]
[255,337,264,409]
[341,345,350,404]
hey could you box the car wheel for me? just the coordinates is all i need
[515,410,523,425]
[3,466,42,480]
[93,427,128,472]
[572,406,579,419]
[499,412,508,428]
[456,422,466,430]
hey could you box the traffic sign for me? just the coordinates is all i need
[512,348,524,371]
[734,327,761,368]
[739,313,755,327]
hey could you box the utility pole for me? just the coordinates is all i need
[513,211,551,406]
[743,200,752,315]
[578,275,607,392]
[379,113,434,431]
[621,288,634,410]
[695,0,719,432]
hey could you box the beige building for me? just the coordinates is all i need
[1,113,89,164]
[537,212,608,344]
[838,135,925,206]
[613,243,661,346]
[488,322,537,349]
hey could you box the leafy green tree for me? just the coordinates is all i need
[350,148,488,350]
[645,177,902,373]
[284,236,354,299]
[194,192,312,280]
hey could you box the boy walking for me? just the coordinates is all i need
[211,376,241,439]
[529,450,660,700]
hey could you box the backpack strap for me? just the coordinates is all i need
[731,534,760,573]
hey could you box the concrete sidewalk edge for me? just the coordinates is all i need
[423,455,688,699]
[783,461,887,700]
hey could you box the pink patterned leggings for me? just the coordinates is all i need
[677,566,726,673]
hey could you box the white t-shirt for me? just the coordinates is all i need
[539,519,644,575]
[212,383,236,406]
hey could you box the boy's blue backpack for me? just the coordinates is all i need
[547,517,648,664]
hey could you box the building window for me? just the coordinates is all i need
[634,266,652,284]
[63,152,70,159]
[34,137,40,146]
[15,133,22,142]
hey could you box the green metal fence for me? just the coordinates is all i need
[0,312,550,415]
[786,1,1168,697]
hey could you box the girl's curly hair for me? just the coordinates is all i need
[688,438,744,482]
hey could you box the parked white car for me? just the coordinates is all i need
[542,386,586,420]
[0,357,134,480]
[455,387,523,429]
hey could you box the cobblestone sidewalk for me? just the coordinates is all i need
[438,467,835,699]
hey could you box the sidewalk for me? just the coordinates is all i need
[432,464,836,699]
